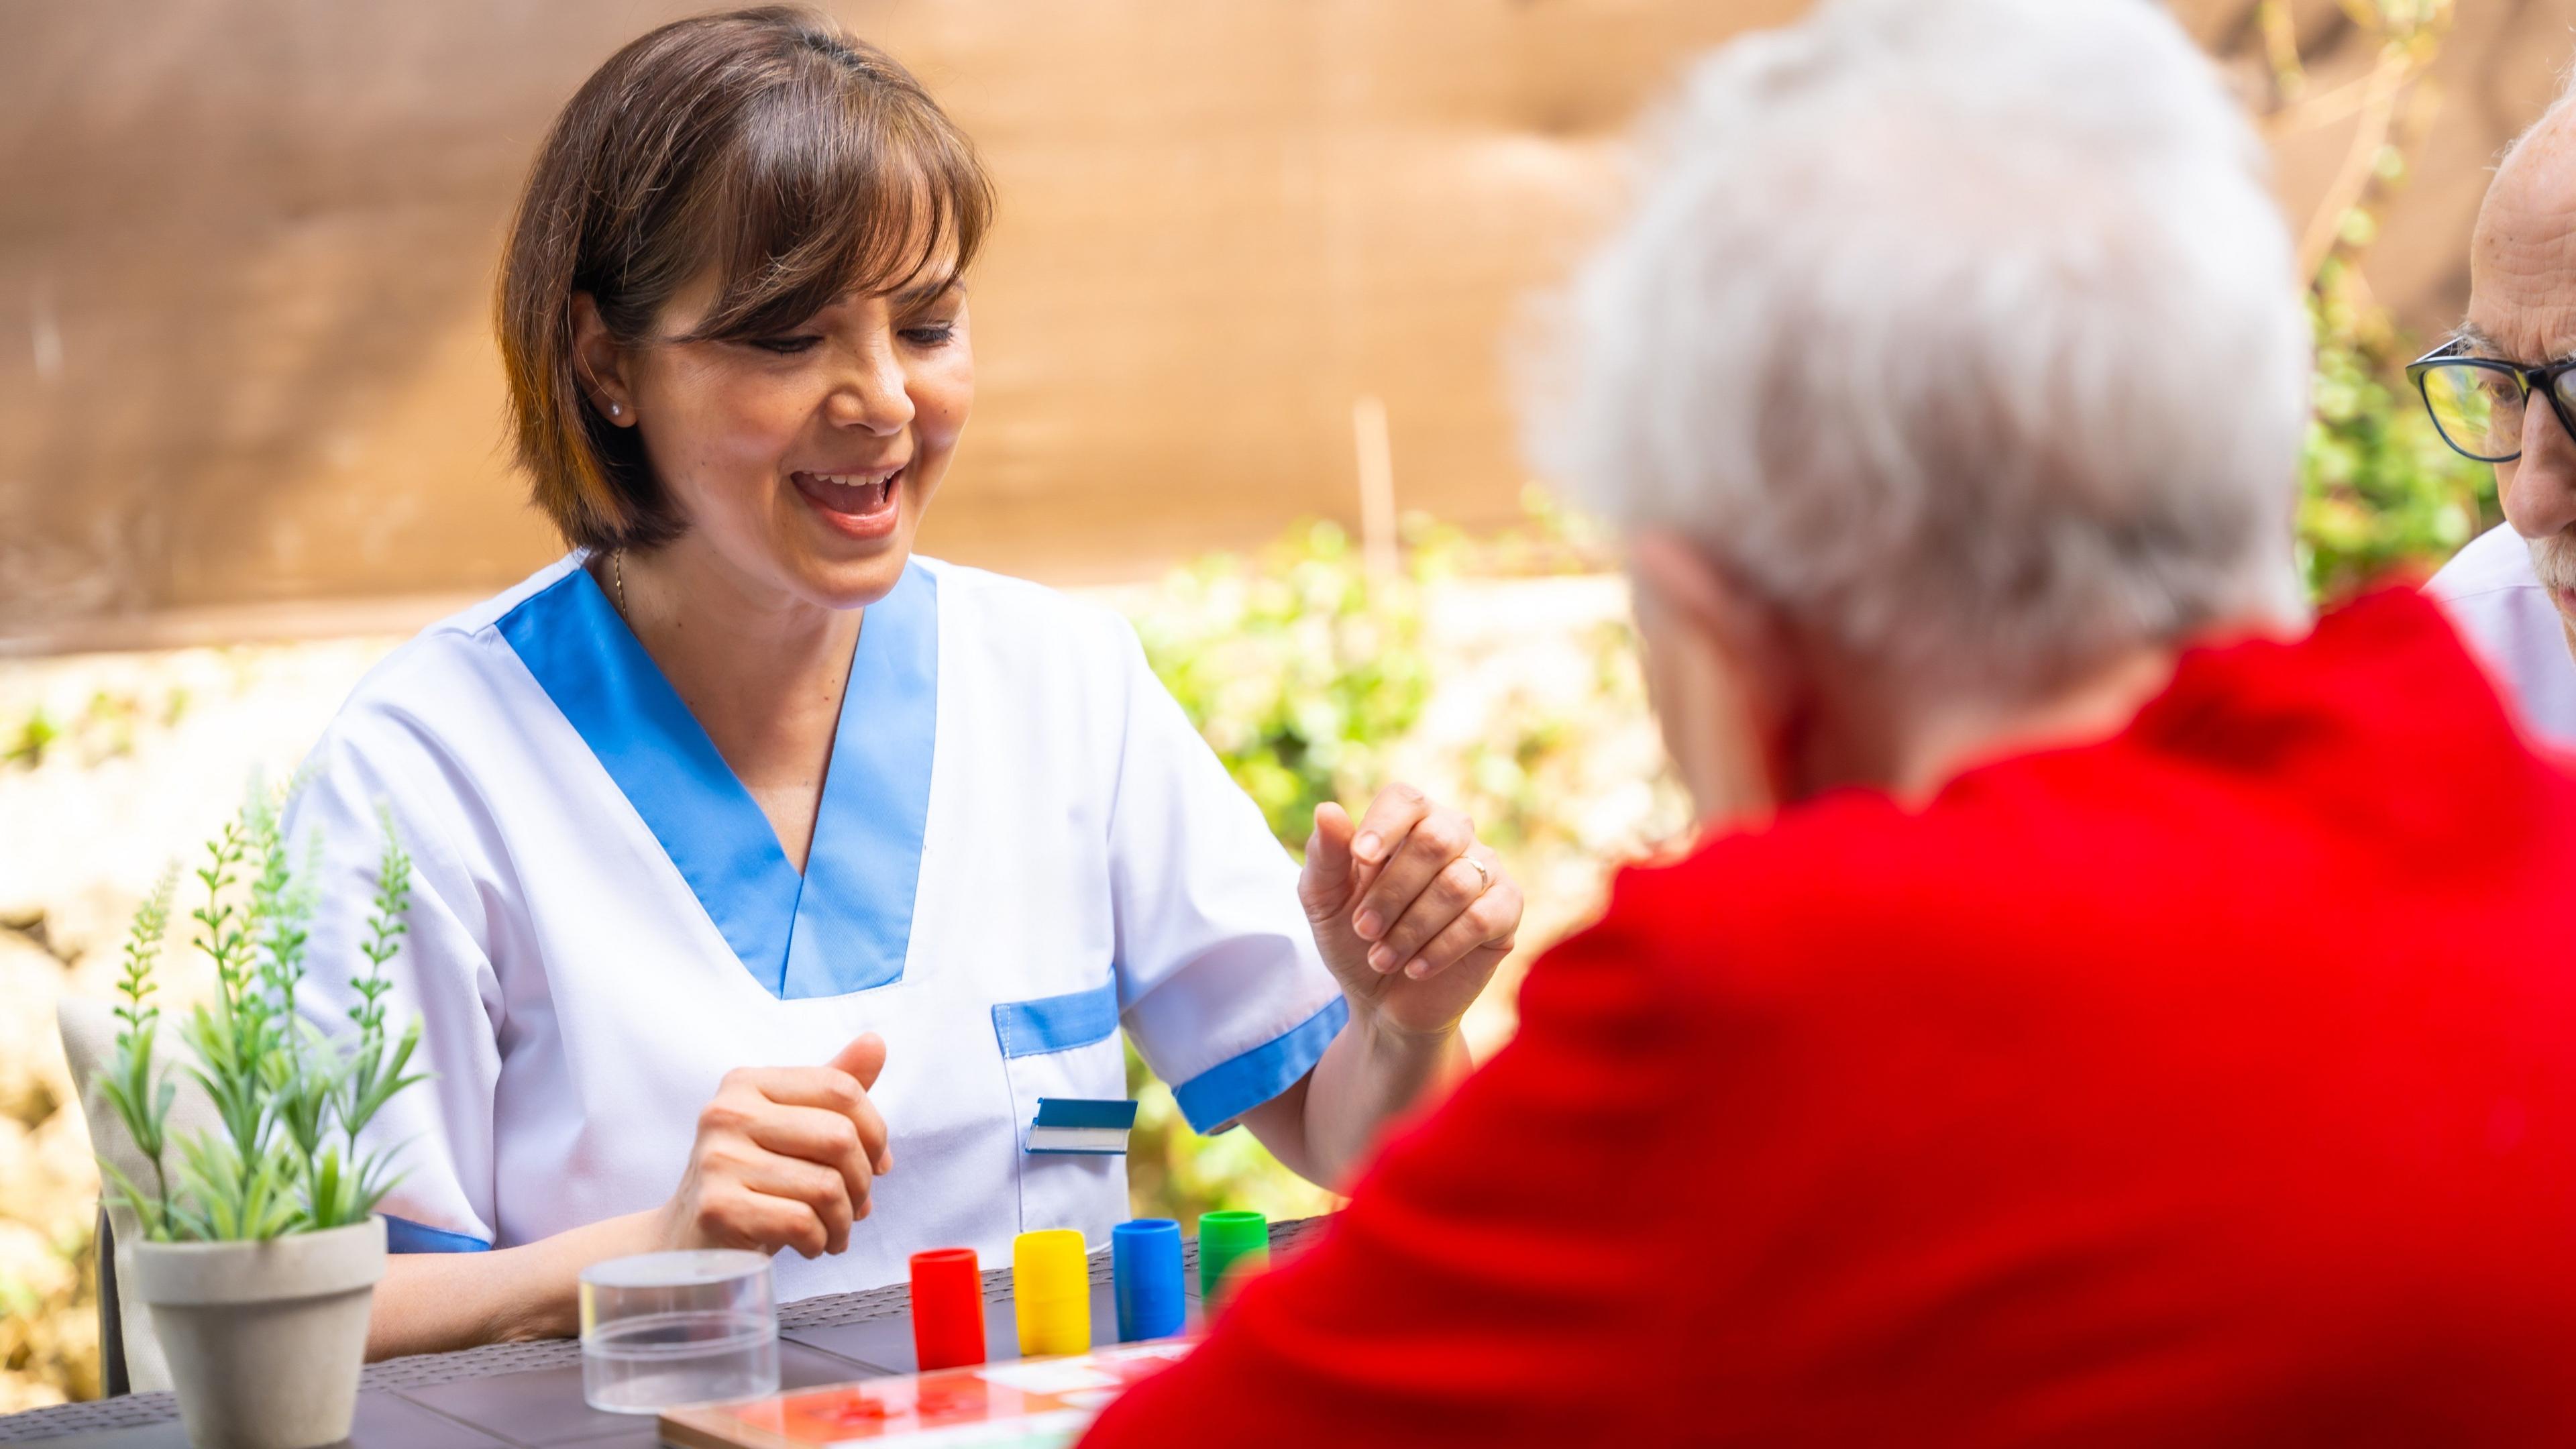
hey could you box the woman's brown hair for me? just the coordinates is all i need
[496,7,994,551]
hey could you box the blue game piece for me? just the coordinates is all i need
[1112,1218,1185,1341]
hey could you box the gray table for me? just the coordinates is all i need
[0,1218,1320,1449]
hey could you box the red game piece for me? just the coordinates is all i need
[909,1247,987,1370]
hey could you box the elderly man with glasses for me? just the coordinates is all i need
[2418,87,2576,751]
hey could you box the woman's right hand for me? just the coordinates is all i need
[370,1034,891,1359]
[653,1034,893,1259]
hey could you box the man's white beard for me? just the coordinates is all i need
[2530,531,2576,625]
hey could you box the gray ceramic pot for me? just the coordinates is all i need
[131,1216,386,1449]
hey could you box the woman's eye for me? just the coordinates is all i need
[749,335,822,356]
[901,323,957,347]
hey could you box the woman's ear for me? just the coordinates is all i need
[570,293,637,427]
[1626,530,1804,830]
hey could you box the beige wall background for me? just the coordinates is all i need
[2,0,2572,649]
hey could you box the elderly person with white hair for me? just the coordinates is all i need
[1082,1,2576,1445]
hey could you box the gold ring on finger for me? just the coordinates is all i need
[1466,856,1491,892]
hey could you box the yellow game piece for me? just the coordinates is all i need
[1012,1228,1089,1356]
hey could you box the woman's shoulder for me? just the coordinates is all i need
[311,554,591,767]
[282,559,597,910]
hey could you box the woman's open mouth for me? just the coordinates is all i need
[792,466,904,541]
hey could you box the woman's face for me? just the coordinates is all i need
[606,270,973,610]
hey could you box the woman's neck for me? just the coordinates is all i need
[1879,647,2179,803]
[1769,643,2184,812]
[597,539,859,868]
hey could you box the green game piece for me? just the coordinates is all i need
[1197,1210,1269,1302]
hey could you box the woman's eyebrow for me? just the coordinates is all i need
[889,276,963,308]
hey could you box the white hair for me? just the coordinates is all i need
[1529,0,2312,700]
[2502,58,2576,167]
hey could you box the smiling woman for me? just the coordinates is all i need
[270,5,1527,1364]
[496,8,991,569]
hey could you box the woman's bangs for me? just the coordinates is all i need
[684,87,991,341]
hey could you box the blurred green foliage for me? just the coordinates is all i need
[2298,260,2498,600]
[1130,521,1432,849]
[2269,0,2496,597]
[1118,520,1444,1226]
[3,687,191,772]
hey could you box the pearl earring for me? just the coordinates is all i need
[607,402,621,417]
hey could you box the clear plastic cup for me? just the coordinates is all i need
[579,1249,780,1413]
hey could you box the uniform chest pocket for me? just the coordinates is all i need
[992,980,1132,1236]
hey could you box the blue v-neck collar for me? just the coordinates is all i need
[496,559,938,998]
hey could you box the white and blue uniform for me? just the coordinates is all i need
[290,553,1345,1300]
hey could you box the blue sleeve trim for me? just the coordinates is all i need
[994,978,1122,1059]
[383,1215,491,1253]
[1169,996,1350,1134]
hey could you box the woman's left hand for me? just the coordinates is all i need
[1299,784,1523,1039]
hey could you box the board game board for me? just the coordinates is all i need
[657,1342,1195,1449]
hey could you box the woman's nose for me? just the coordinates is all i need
[826,344,916,436]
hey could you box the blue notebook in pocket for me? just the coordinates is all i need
[1026,1097,1139,1155]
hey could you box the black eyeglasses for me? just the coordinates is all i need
[2406,339,2576,464]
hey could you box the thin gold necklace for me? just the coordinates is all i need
[612,547,630,621]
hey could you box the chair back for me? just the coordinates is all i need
[56,994,221,1396]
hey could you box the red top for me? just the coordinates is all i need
[1083,590,2576,1448]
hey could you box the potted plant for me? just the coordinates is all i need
[96,792,425,1449]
